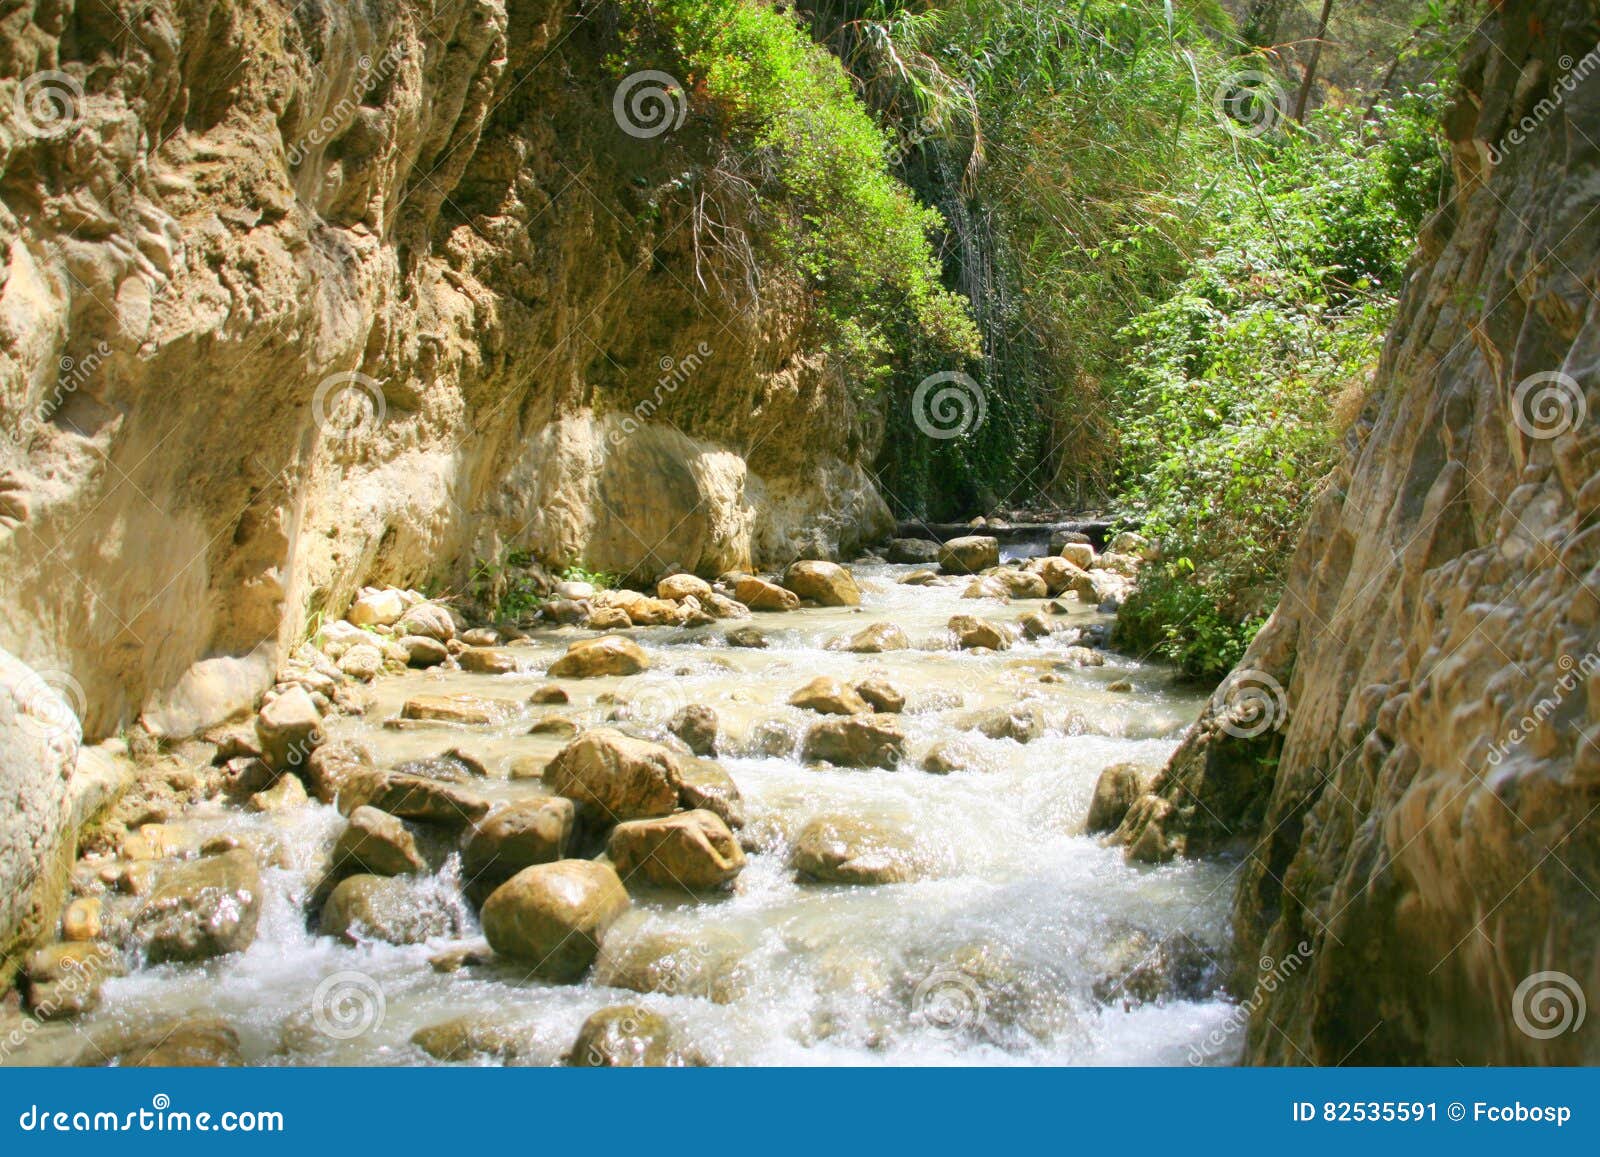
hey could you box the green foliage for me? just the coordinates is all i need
[557,564,620,591]
[471,552,546,622]
[611,0,979,379]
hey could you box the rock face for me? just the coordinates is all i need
[0,651,79,985]
[0,0,893,745]
[479,860,631,981]
[1117,1,1600,1064]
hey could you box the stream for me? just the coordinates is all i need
[7,564,1243,1066]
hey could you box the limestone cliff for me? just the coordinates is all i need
[0,0,892,743]
[1119,0,1600,1063]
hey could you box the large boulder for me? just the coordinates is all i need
[543,729,682,820]
[254,684,323,772]
[396,603,456,642]
[462,797,576,896]
[349,773,491,828]
[1029,556,1089,596]
[782,560,861,607]
[1059,542,1096,569]
[801,714,905,769]
[733,576,800,612]
[347,588,407,627]
[657,573,713,602]
[608,810,745,892]
[134,849,262,963]
[995,569,1049,600]
[792,816,921,885]
[668,704,718,756]
[0,651,79,985]
[479,860,631,981]
[547,636,649,678]
[938,535,1000,574]
[332,806,426,876]
[854,678,905,714]
[788,675,870,716]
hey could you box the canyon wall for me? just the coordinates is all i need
[0,0,891,745]
[1119,0,1600,1063]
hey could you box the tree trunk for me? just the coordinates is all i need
[1293,0,1336,122]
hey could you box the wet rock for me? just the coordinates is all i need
[529,684,569,705]
[594,927,748,1003]
[887,538,941,564]
[1094,930,1221,1008]
[457,647,521,674]
[1121,795,1178,864]
[938,535,1000,574]
[725,625,768,648]
[669,704,718,756]
[24,942,122,1020]
[397,603,455,641]
[1020,612,1053,639]
[255,685,324,773]
[463,798,576,898]
[347,589,407,627]
[615,595,682,627]
[921,739,982,775]
[789,675,870,716]
[1029,556,1089,596]
[1059,646,1106,668]
[734,575,801,612]
[544,599,590,626]
[840,622,910,653]
[854,679,905,714]
[587,605,633,630]
[1059,542,1096,569]
[303,741,374,805]
[899,568,939,586]
[428,939,496,973]
[529,717,578,739]
[76,1016,242,1067]
[801,714,906,769]
[677,757,746,829]
[351,773,491,828]
[413,1015,536,1064]
[948,614,1009,651]
[657,573,713,601]
[543,729,682,820]
[703,592,752,620]
[793,815,920,884]
[401,693,518,725]
[1106,678,1134,693]
[968,704,1046,743]
[996,569,1049,600]
[396,747,489,781]
[782,560,861,606]
[608,810,745,892]
[248,771,308,813]
[400,635,450,667]
[1087,763,1148,835]
[961,576,1009,600]
[461,628,500,647]
[480,860,631,981]
[568,1006,686,1067]
[337,643,385,682]
[333,806,426,876]
[548,635,649,678]
[320,874,462,945]
[61,897,103,942]
[134,849,262,963]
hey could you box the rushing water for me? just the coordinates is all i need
[9,564,1244,1066]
